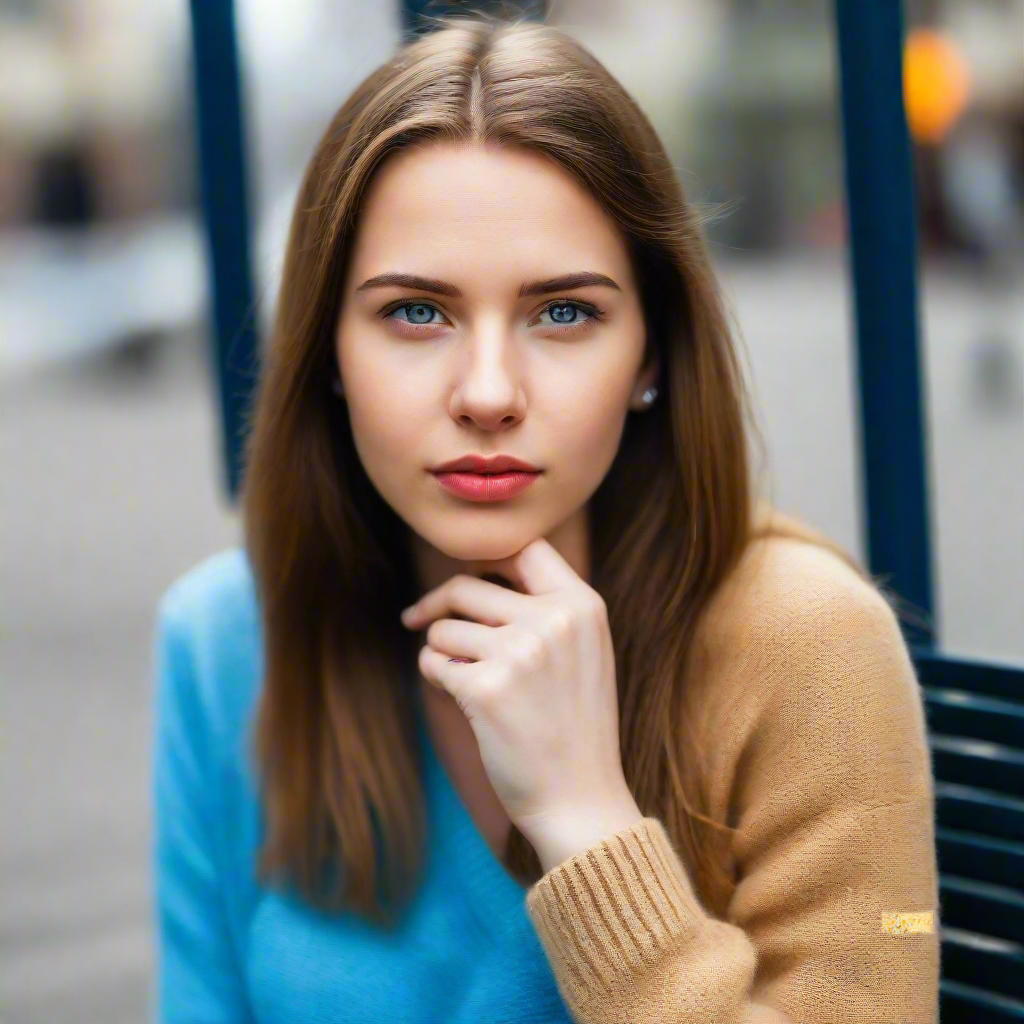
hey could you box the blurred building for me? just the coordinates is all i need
[0,0,190,225]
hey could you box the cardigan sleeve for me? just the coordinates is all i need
[524,545,940,1024]
[151,596,256,1023]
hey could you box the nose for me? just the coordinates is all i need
[449,328,527,431]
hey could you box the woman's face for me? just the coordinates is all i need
[336,141,656,569]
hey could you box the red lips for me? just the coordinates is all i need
[431,454,541,474]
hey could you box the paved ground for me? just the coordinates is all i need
[1,256,1021,1022]
[1,338,239,1024]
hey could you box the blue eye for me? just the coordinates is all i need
[386,302,444,325]
[382,299,604,331]
[539,301,598,327]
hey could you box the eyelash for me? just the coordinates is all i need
[378,298,607,335]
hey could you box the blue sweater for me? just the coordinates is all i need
[152,549,573,1023]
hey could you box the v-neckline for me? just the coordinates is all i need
[413,689,533,946]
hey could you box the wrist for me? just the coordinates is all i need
[522,793,645,874]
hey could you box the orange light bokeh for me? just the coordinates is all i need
[903,28,971,144]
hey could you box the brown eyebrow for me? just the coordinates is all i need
[354,271,621,298]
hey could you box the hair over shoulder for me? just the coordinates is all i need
[242,14,780,928]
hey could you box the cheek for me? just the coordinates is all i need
[337,335,424,459]
[342,393,420,496]
[348,394,421,477]
[552,397,629,491]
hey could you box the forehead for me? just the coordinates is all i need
[346,142,634,285]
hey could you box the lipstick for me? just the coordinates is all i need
[432,471,539,502]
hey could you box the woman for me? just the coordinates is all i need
[152,17,940,1023]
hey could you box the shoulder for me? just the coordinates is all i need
[686,526,927,757]
[154,547,263,742]
[695,528,905,674]
[686,527,933,822]
[158,547,258,635]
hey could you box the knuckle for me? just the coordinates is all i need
[480,661,513,697]
[587,593,608,623]
[513,630,546,669]
[545,607,576,640]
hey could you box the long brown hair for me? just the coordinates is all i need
[243,15,777,928]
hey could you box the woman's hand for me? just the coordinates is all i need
[401,538,640,858]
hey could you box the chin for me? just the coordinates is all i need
[418,518,545,564]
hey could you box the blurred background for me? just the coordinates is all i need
[1,0,1021,1020]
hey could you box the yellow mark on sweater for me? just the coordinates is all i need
[881,912,933,935]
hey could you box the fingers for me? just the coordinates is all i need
[417,646,476,708]
[509,537,583,594]
[402,574,527,629]
[424,616,498,663]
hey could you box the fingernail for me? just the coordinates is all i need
[400,605,417,624]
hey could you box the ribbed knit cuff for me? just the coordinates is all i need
[524,817,710,1005]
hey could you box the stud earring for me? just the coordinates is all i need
[641,386,658,406]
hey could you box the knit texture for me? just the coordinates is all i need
[523,534,940,1023]
[152,531,940,1023]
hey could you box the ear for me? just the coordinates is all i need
[629,354,660,410]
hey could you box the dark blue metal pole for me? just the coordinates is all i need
[833,0,935,648]
[187,0,259,500]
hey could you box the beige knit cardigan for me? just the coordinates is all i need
[524,534,941,1023]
